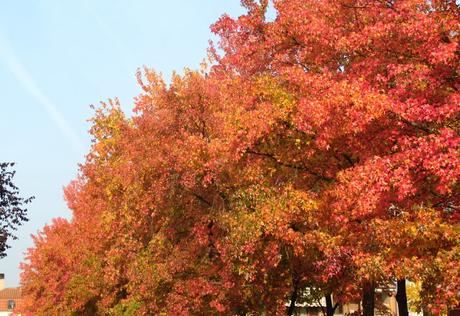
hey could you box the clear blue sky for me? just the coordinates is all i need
[0,0,245,287]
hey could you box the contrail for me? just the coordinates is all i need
[0,33,84,155]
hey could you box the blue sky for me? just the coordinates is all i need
[0,0,245,287]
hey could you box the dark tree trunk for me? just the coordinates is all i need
[362,281,375,316]
[396,279,409,316]
[287,281,298,316]
[325,293,338,316]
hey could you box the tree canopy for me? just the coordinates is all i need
[19,1,459,315]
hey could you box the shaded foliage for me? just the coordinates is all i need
[0,163,32,257]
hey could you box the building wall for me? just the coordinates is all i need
[0,298,22,315]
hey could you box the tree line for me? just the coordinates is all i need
[19,0,459,315]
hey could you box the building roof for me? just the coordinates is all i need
[0,288,21,300]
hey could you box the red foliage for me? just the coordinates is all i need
[20,1,459,314]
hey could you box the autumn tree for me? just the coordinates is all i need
[20,0,460,315]
[211,0,460,313]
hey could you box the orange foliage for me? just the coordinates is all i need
[20,1,459,315]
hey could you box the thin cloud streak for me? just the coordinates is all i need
[0,33,84,155]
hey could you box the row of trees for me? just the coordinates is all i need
[19,0,459,315]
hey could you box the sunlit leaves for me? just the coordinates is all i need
[19,0,460,314]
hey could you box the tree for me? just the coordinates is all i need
[211,0,460,313]
[0,162,32,257]
[20,0,460,315]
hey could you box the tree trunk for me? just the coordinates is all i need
[325,293,338,316]
[396,279,409,316]
[362,281,375,316]
[287,282,298,316]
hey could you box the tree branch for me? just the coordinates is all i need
[246,149,334,182]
